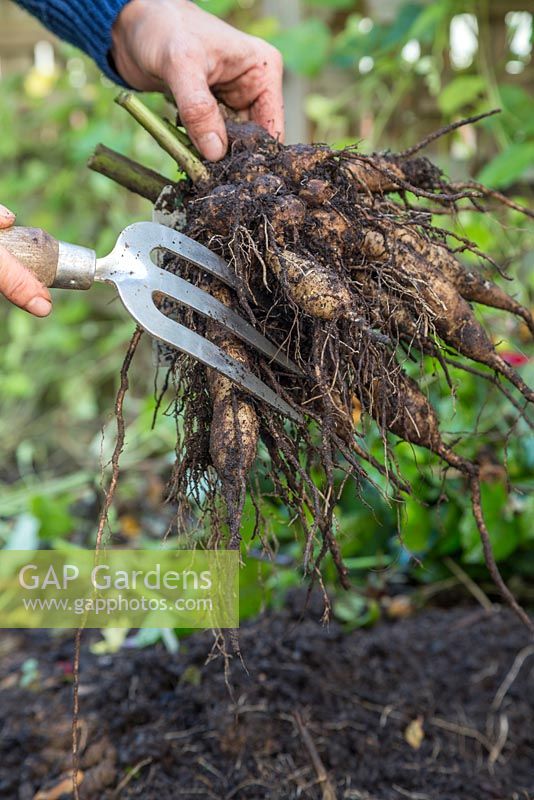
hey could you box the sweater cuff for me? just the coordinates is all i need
[19,0,132,85]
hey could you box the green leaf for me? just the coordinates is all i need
[4,514,39,551]
[332,15,378,67]
[459,482,519,563]
[519,496,534,543]
[305,93,339,123]
[270,19,331,76]
[30,495,75,540]
[498,85,534,137]
[334,591,366,622]
[305,0,356,8]
[344,555,393,570]
[433,503,462,556]
[245,17,280,40]
[521,435,534,471]
[477,142,534,189]
[334,592,381,629]
[192,0,238,16]
[438,75,486,116]
[20,658,40,688]
[379,3,424,52]
[408,3,448,43]
[90,629,129,655]
[1,373,34,399]
[401,497,433,553]
[238,559,272,620]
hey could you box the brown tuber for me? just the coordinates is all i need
[267,249,353,320]
[362,369,473,475]
[298,178,335,207]
[394,227,534,335]
[205,282,259,545]
[345,154,442,193]
[361,228,534,402]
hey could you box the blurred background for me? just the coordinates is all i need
[0,0,533,631]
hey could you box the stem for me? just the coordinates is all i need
[470,476,533,634]
[88,144,171,202]
[115,91,208,183]
[163,117,197,153]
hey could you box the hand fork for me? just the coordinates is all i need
[0,222,303,423]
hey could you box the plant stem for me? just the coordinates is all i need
[163,117,197,153]
[88,144,171,202]
[115,91,208,183]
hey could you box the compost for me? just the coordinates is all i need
[1,602,533,799]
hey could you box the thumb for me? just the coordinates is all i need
[0,203,16,230]
[0,246,52,316]
[169,62,227,161]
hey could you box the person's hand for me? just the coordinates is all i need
[0,205,52,317]
[111,0,284,161]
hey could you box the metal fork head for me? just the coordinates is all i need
[95,222,304,424]
[95,221,236,288]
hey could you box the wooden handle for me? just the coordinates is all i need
[0,226,59,287]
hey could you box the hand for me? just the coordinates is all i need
[111,0,284,161]
[0,205,52,317]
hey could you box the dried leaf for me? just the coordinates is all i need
[34,771,84,799]
[404,716,424,750]
[119,514,141,538]
[385,595,414,619]
[351,396,362,426]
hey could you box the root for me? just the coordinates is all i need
[96,326,144,550]
[488,354,534,403]
[399,108,501,159]
[71,326,143,799]
[444,357,534,429]
[72,627,82,800]
[470,476,533,634]
[453,181,534,220]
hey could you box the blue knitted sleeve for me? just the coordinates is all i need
[14,0,131,84]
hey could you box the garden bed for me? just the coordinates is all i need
[1,598,533,799]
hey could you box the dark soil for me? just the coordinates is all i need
[1,599,533,800]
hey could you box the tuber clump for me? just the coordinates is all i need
[105,112,534,631]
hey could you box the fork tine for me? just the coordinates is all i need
[148,223,238,289]
[150,264,304,376]
[128,222,303,375]
[116,278,303,424]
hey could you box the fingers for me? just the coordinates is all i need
[0,203,51,315]
[168,62,228,161]
[0,204,16,230]
[0,245,52,317]
[251,83,285,143]
[114,0,285,158]
[215,45,285,142]
[248,46,285,142]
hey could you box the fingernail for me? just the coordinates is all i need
[26,297,52,317]
[197,132,225,161]
[0,204,15,221]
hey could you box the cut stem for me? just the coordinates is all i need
[88,144,171,202]
[163,117,198,154]
[115,91,208,183]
